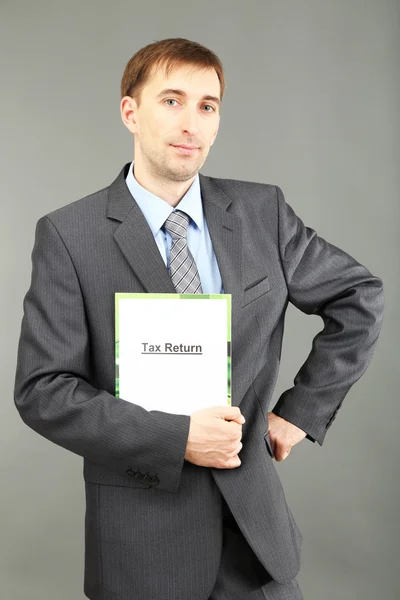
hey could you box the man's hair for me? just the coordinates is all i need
[120,37,225,106]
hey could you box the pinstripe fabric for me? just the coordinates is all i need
[86,461,224,599]
[14,163,384,599]
[208,498,303,600]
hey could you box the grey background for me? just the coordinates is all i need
[1,1,398,598]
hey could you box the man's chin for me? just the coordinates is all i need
[166,161,203,182]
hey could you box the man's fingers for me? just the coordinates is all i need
[273,444,292,462]
[268,430,294,461]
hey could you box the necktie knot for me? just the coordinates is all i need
[163,210,190,241]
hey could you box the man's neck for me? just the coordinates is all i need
[132,158,197,208]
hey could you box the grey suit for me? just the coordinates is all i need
[14,163,384,599]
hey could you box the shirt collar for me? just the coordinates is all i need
[125,161,204,236]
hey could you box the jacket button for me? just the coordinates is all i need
[150,476,160,486]
[126,468,135,477]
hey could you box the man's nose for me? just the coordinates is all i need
[180,109,200,136]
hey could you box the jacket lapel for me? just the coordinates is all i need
[107,163,176,293]
[106,163,242,297]
[199,173,242,299]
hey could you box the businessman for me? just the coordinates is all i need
[14,38,384,600]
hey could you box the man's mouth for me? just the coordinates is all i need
[170,144,199,155]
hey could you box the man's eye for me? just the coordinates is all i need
[164,99,215,112]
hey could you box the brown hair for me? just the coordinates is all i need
[120,37,225,106]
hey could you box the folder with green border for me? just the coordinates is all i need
[115,293,231,407]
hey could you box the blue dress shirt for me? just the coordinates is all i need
[125,161,224,294]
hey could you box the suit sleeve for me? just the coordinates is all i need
[14,216,191,492]
[271,186,384,445]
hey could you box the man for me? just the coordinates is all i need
[14,37,384,600]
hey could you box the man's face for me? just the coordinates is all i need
[124,63,221,182]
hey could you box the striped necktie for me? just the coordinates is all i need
[162,210,203,294]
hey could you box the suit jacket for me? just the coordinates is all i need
[14,163,384,600]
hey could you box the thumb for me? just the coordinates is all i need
[214,406,245,423]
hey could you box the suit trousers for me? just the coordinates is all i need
[208,496,303,600]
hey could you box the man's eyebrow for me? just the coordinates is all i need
[156,88,220,106]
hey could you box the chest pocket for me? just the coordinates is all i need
[242,275,271,307]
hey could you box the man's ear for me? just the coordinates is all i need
[120,96,139,134]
